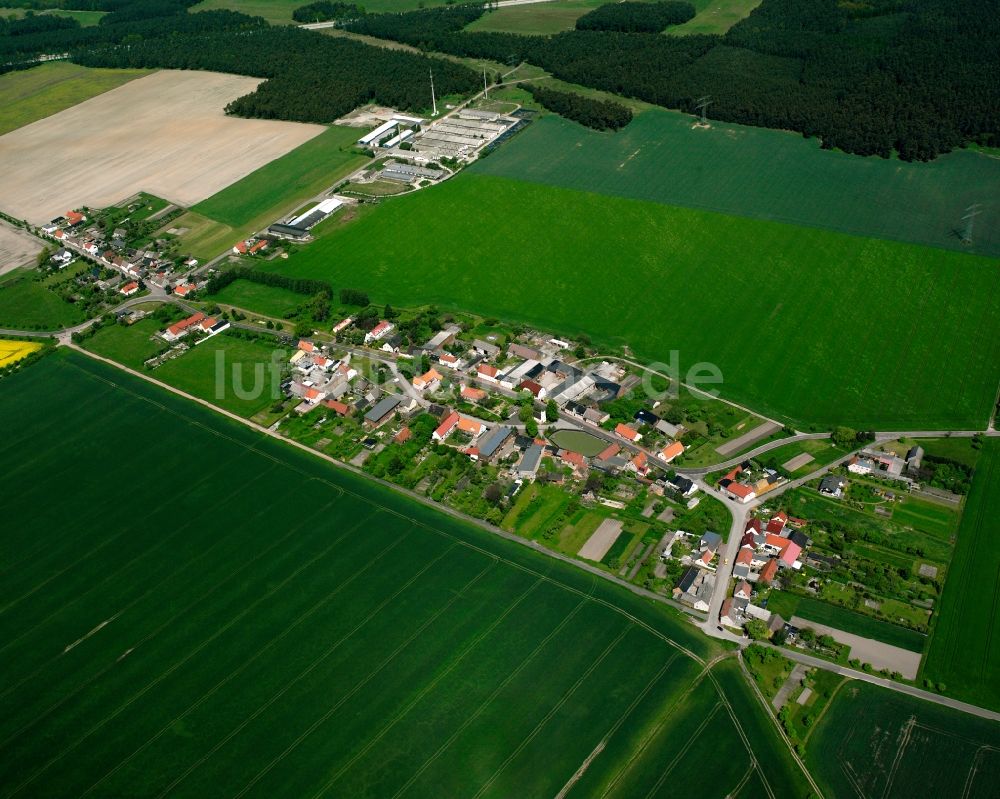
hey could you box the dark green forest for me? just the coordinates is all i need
[345,0,1000,160]
[1,0,479,122]
[3,0,998,159]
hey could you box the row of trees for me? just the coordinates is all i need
[291,1,365,24]
[521,82,632,131]
[344,0,1000,160]
[204,268,331,298]
[575,2,695,33]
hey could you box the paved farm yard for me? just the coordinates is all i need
[0,351,813,798]
[0,70,325,224]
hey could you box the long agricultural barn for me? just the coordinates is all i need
[357,115,425,146]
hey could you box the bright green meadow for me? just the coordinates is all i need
[268,173,1000,430]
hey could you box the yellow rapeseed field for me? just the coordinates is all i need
[0,339,41,367]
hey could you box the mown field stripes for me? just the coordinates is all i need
[0,351,813,797]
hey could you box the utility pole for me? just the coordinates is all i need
[695,96,711,125]
[429,68,438,116]
[961,203,982,245]
[483,68,488,101]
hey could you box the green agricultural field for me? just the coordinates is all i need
[0,61,149,136]
[922,439,1000,710]
[0,271,87,330]
[473,110,1000,257]
[210,278,308,320]
[272,173,1000,430]
[152,333,289,417]
[189,125,366,245]
[806,681,1000,798]
[0,349,814,797]
[466,0,608,35]
[766,591,927,652]
[671,0,761,35]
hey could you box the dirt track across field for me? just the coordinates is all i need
[0,70,325,224]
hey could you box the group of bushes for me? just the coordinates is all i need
[291,1,365,24]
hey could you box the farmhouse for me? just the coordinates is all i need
[162,311,206,342]
[460,385,487,402]
[413,368,442,392]
[615,423,642,442]
[477,364,500,383]
[433,411,460,442]
[660,441,684,463]
[364,320,394,343]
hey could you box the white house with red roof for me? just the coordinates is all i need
[660,441,684,463]
[615,423,642,442]
[364,320,394,343]
[162,311,206,342]
[433,411,460,442]
[476,363,499,383]
[119,281,140,297]
[174,283,196,297]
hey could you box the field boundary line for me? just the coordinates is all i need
[801,675,847,746]
[554,655,680,799]
[728,654,823,799]
[152,539,462,798]
[598,663,716,797]
[233,557,501,798]
[643,703,723,799]
[0,458,287,709]
[7,505,383,798]
[63,344,714,666]
[389,596,592,799]
[880,715,915,799]
[309,576,549,797]
[79,508,404,797]
[0,448,278,643]
[471,624,634,798]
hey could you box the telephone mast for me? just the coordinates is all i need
[429,68,438,116]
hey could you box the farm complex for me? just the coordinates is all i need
[1,0,998,795]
